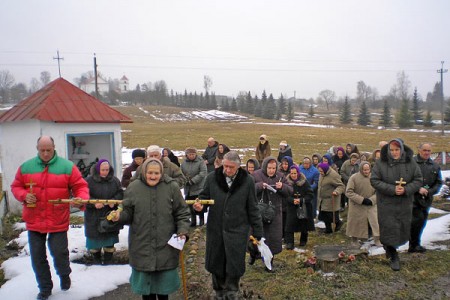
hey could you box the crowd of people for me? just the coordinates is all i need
[11,134,443,300]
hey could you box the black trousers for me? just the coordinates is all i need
[212,274,240,299]
[28,230,71,293]
[410,205,429,248]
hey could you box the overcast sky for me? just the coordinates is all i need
[1,0,450,100]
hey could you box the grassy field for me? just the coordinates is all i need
[117,105,450,165]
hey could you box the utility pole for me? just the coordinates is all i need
[53,50,64,78]
[437,61,448,136]
[94,53,99,99]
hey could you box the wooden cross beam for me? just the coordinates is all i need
[185,199,215,205]
[395,178,406,187]
[25,179,36,208]
[49,199,123,205]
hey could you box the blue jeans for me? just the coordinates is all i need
[28,231,71,293]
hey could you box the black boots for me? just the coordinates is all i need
[385,246,400,271]
[60,275,71,291]
[91,250,102,265]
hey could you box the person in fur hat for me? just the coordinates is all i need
[121,148,146,188]
[255,134,271,165]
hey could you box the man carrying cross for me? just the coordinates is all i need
[11,136,89,300]
[370,138,422,271]
[194,151,263,299]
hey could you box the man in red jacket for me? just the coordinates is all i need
[11,136,89,300]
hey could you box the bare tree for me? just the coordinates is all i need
[318,89,336,111]
[40,71,51,86]
[29,78,41,93]
[396,70,411,100]
[0,70,15,103]
[203,75,212,94]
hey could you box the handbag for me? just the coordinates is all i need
[258,201,276,224]
[296,200,308,220]
[98,217,123,233]
[258,191,276,224]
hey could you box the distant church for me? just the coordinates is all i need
[80,74,129,96]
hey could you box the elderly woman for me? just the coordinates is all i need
[317,162,345,234]
[345,162,381,246]
[371,139,422,271]
[85,159,123,265]
[245,158,260,176]
[285,165,315,249]
[253,156,292,270]
[112,158,190,300]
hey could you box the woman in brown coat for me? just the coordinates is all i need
[317,163,345,234]
[255,134,271,165]
[345,162,381,246]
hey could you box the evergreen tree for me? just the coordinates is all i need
[262,93,276,119]
[261,90,268,108]
[423,110,433,127]
[204,92,210,109]
[199,92,205,108]
[221,99,230,111]
[339,96,352,124]
[183,89,189,107]
[244,91,254,114]
[230,98,238,112]
[379,99,392,127]
[445,99,450,123]
[357,101,371,126]
[254,101,263,117]
[192,92,199,108]
[286,102,295,121]
[277,94,286,116]
[396,98,413,128]
[275,107,281,120]
[411,87,423,124]
[210,93,217,109]
[308,104,315,117]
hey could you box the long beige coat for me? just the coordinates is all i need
[345,168,379,239]
[317,168,345,212]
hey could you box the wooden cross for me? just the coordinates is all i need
[185,199,215,205]
[395,178,406,187]
[25,179,37,208]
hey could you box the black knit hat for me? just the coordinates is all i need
[132,149,146,159]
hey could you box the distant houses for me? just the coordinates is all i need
[79,74,130,96]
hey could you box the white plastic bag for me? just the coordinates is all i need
[257,238,273,270]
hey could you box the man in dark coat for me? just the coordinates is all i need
[202,137,219,173]
[194,151,263,299]
[409,143,442,253]
[370,138,422,271]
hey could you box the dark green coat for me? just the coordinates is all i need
[120,175,190,272]
[199,166,263,278]
[370,140,423,247]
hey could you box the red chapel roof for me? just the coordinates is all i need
[0,78,132,124]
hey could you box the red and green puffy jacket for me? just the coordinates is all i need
[11,152,89,233]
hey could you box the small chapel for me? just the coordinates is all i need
[0,77,132,214]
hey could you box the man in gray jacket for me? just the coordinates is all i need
[181,147,207,226]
